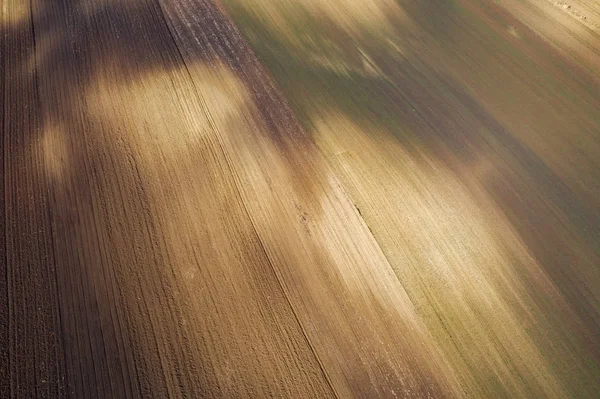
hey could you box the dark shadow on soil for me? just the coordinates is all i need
[222,0,600,396]
[3,0,600,396]
[3,0,334,397]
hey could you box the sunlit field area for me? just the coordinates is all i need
[2,0,599,397]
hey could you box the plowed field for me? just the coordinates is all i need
[2,0,599,397]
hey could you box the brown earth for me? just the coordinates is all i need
[2,0,599,398]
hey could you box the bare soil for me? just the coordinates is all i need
[2,0,599,397]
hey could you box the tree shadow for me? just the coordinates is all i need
[3,0,599,396]
[222,0,600,396]
[3,0,341,397]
